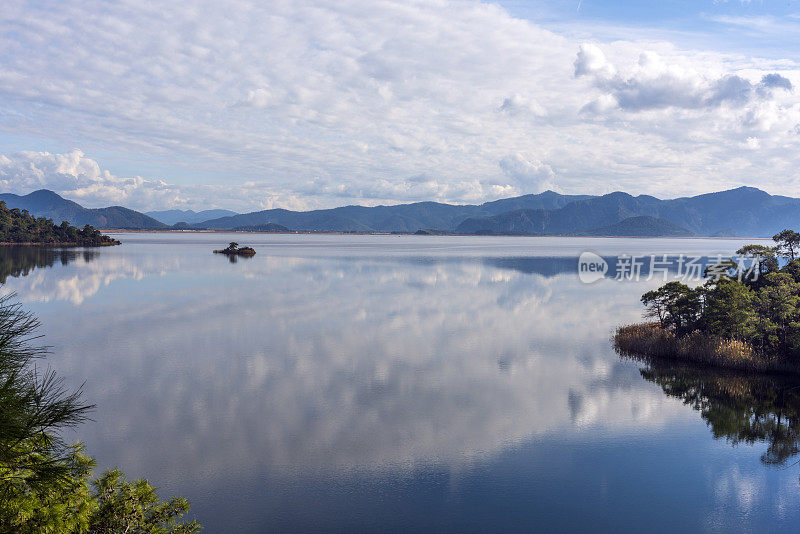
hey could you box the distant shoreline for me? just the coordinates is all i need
[0,241,119,246]
[3,187,794,241]
[101,229,767,240]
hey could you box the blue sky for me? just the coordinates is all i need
[501,0,800,59]
[502,0,795,31]
[1,0,800,211]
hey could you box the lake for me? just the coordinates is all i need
[1,233,798,533]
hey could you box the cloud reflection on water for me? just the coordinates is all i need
[0,239,705,482]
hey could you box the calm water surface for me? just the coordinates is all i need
[1,234,798,533]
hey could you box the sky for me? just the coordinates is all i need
[1,0,800,212]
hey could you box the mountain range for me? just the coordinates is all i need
[0,190,166,229]
[145,208,238,225]
[454,187,799,237]
[194,186,800,237]
[2,186,800,237]
[196,191,592,233]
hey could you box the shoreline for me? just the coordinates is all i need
[614,322,800,376]
[101,229,769,240]
[0,241,119,247]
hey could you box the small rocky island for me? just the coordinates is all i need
[213,242,256,256]
[0,201,120,246]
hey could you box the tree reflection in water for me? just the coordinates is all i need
[622,353,800,470]
[0,247,95,283]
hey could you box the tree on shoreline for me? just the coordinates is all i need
[641,281,702,335]
[774,229,800,260]
[736,244,778,287]
[632,229,800,361]
[0,202,119,246]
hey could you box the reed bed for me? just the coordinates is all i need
[614,322,800,375]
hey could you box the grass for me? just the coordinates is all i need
[614,322,800,375]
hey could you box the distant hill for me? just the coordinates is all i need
[194,191,593,232]
[584,216,693,237]
[456,187,800,237]
[231,223,291,232]
[8,186,800,237]
[0,190,165,229]
[146,208,238,225]
[414,229,456,235]
[197,186,800,237]
[478,190,594,213]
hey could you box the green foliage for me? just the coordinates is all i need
[641,281,702,336]
[90,470,200,533]
[0,296,199,532]
[784,258,800,283]
[736,244,778,287]
[752,272,800,354]
[0,201,120,246]
[0,444,95,533]
[701,278,756,340]
[2,449,200,534]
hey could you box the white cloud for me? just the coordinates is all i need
[234,88,273,109]
[2,244,696,475]
[0,149,526,210]
[576,48,794,113]
[0,149,304,211]
[0,149,183,209]
[499,153,556,192]
[574,43,616,79]
[0,0,799,208]
[499,93,548,117]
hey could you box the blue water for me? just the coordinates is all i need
[1,234,796,533]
